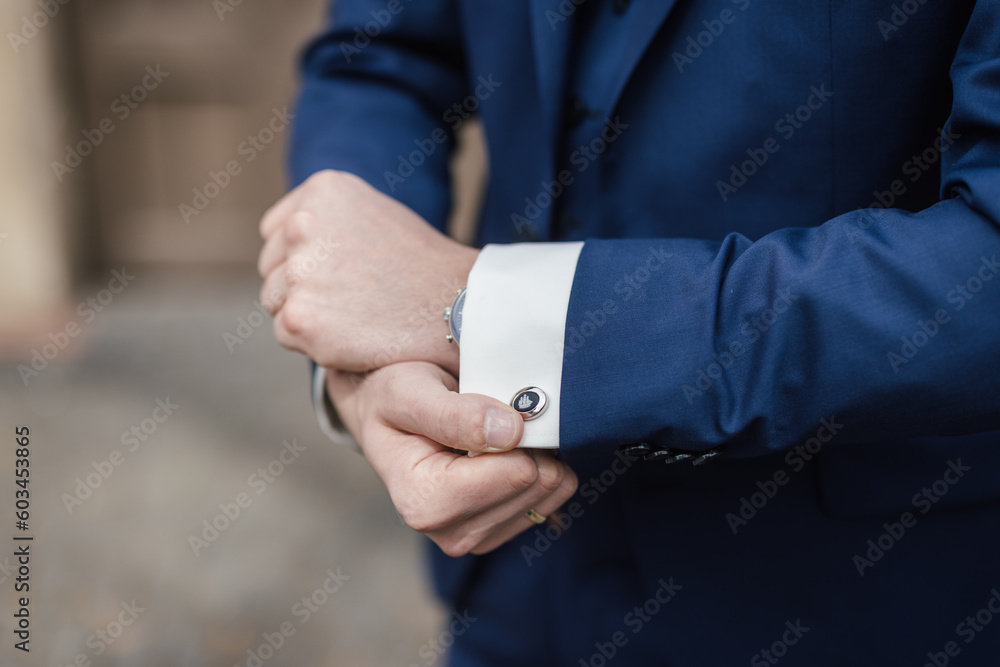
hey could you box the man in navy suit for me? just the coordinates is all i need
[257,1,1000,664]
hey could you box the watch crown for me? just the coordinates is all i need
[444,286,466,347]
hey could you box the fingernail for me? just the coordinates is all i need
[484,408,517,451]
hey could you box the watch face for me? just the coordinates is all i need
[449,288,466,345]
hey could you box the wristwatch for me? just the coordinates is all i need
[443,287,466,345]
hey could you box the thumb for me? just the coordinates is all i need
[383,363,525,453]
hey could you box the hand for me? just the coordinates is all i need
[328,361,579,556]
[257,170,478,375]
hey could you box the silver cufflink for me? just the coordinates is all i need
[510,387,547,420]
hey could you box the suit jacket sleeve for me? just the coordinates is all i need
[554,3,1000,459]
[288,0,467,232]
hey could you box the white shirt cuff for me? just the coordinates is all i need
[312,365,361,452]
[459,242,584,449]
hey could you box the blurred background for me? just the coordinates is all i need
[0,1,486,665]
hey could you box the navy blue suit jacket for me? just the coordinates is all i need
[291,1,1000,664]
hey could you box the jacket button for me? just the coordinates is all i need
[692,448,722,466]
[619,442,654,457]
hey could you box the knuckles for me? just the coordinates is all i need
[273,299,317,353]
[305,168,365,197]
[534,456,567,494]
[557,466,580,502]
[276,299,309,337]
[392,457,580,559]
[281,262,303,289]
[435,400,470,450]
[397,504,451,536]
[259,286,284,316]
[503,453,540,494]
[282,211,313,245]
[436,534,482,558]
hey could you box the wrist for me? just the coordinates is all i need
[430,244,477,376]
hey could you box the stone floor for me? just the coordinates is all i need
[0,267,446,667]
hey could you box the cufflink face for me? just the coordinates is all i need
[511,387,547,420]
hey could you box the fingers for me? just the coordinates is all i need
[380,363,524,453]
[259,184,305,240]
[470,459,578,555]
[326,361,577,558]
[393,448,539,532]
[259,169,353,240]
[258,263,288,316]
[257,229,287,278]
[257,210,301,314]
[325,367,366,406]
[259,208,320,281]
[428,451,579,557]
[323,369,367,437]
[328,363,538,532]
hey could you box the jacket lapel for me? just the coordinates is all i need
[529,0,681,123]
[606,0,680,114]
